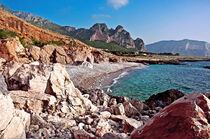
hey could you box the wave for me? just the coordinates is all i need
[105,66,147,93]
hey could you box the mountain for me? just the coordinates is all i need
[65,23,146,51]
[0,2,146,52]
[147,39,210,57]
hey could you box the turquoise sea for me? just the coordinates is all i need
[108,61,210,101]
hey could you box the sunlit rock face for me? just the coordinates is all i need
[131,92,210,139]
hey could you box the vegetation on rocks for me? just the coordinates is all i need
[0,28,17,39]
[31,38,65,48]
[82,40,137,52]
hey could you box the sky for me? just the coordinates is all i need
[0,0,210,44]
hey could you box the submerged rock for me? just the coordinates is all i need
[131,92,210,139]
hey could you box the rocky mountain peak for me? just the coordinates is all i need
[66,23,146,51]
[115,25,124,31]
[134,38,146,52]
[61,26,76,32]
[90,23,109,33]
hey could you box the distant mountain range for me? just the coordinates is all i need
[0,3,146,52]
[147,39,210,57]
[65,23,146,51]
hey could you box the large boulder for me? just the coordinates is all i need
[66,45,94,64]
[79,88,110,107]
[111,115,143,133]
[144,89,184,109]
[131,92,210,139]
[29,45,40,61]
[0,92,30,139]
[9,90,56,114]
[0,58,6,70]
[45,63,98,117]
[3,62,50,92]
[0,37,25,62]
[39,45,71,65]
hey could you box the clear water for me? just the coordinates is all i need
[109,61,210,101]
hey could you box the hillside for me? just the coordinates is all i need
[0,3,70,35]
[147,39,210,57]
[0,9,121,64]
[0,2,146,52]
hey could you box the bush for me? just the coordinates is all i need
[0,28,18,39]
[49,41,64,46]
[32,38,48,48]
[81,40,136,52]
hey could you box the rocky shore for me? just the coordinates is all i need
[0,10,209,139]
[0,61,209,139]
[66,62,144,90]
[0,35,209,139]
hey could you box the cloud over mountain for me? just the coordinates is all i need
[91,14,111,20]
[107,0,129,9]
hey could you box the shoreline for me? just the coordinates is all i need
[66,62,145,90]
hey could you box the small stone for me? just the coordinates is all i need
[123,101,139,117]
[109,98,117,106]
[73,129,95,139]
[78,123,85,130]
[100,111,111,119]
[112,103,125,115]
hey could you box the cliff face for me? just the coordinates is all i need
[67,23,146,51]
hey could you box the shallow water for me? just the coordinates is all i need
[109,61,210,101]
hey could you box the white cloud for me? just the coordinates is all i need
[107,0,129,9]
[92,14,112,20]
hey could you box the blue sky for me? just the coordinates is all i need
[1,0,210,44]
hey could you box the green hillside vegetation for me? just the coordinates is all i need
[0,28,65,48]
[0,28,18,39]
[82,40,137,52]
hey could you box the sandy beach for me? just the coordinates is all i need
[66,62,145,90]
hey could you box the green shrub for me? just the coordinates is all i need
[69,39,77,47]
[32,38,48,48]
[0,28,18,39]
[81,40,136,52]
[49,41,64,46]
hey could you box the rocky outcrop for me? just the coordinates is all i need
[204,66,210,69]
[9,90,56,114]
[131,92,210,139]
[66,23,146,51]
[45,63,98,117]
[28,45,40,61]
[144,89,184,109]
[134,38,147,52]
[0,37,25,62]
[3,62,98,117]
[0,92,30,139]
[0,58,6,70]
[3,61,50,92]
[39,45,71,65]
